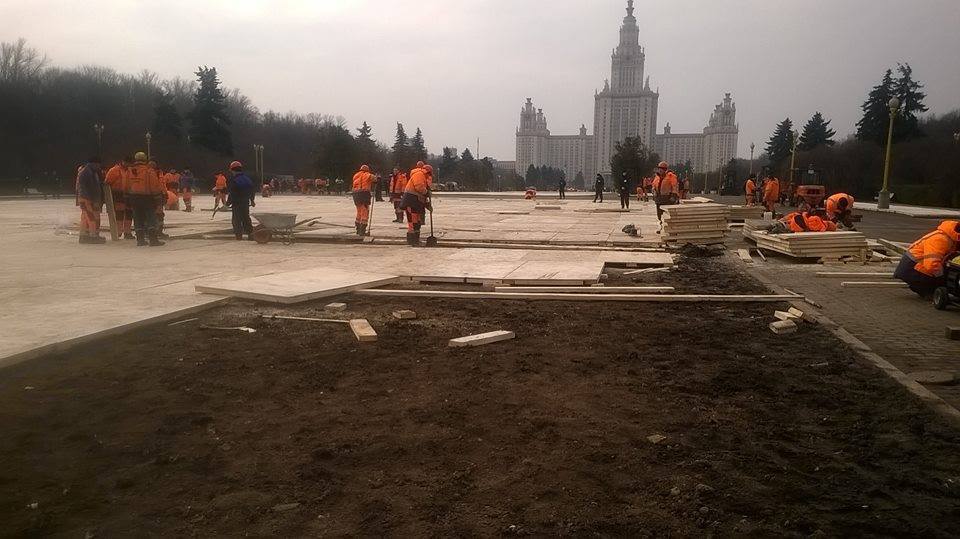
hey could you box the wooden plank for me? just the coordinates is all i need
[946,327,960,341]
[103,184,119,241]
[737,249,754,263]
[449,330,515,348]
[774,310,799,321]
[623,267,670,275]
[815,272,894,278]
[493,286,675,293]
[839,281,908,288]
[354,289,799,303]
[770,320,798,335]
[349,319,378,342]
[392,310,417,319]
[261,315,349,324]
[878,238,909,255]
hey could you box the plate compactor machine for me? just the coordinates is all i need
[933,254,960,310]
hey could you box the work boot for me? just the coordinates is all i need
[136,233,148,246]
[235,233,243,241]
[411,230,421,247]
[123,232,136,240]
[78,235,90,244]
[359,224,367,237]
[148,231,165,247]
[91,235,106,244]
[158,231,170,240]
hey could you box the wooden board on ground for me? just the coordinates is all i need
[816,272,894,278]
[354,289,799,303]
[195,267,399,304]
[449,330,515,348]
[737,249,755,263]
[494,286,675,293]
[103,184,119,241]
[840,281,908,288]
[349,319,378,342]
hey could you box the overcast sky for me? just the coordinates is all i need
[3,0,959,160]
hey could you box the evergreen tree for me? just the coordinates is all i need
[392,123,410,169]
[152,91,182,141]
[356,121,372,142]
[461,148,474,162]
[525,164,539,186]
[610,136,657,183]
[798,112,836,151]
[765,118,795,165]
[892,63,928,142]
[315,123,356,182]
[574,171,585,189]
[856,69,895,144]
[186,66,232,155]
[410,127,428,162]
[441,147,459,178]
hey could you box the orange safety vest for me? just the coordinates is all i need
[405,168,430,197]
[391,173,408,194]
[763,178,780,201]
[104,164,126,191]
[908,221,960,277]
[784,212,836,233]
[652,171,678,197]
[825,193,855,219]
[745,179,756,195]
[214,174,227,190]
[352,170,374,192]
[123,164,163,195]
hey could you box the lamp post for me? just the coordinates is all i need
[788,130,799,186]
[93,123,105,155]
[253,144,265,186]
[145,132,152,161]
[878,97,900,209]
[749,142,755,175]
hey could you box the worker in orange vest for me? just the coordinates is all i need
[781,210,837,233]
[894,220,960,297]
[744,173,757,206]
[75,157,105,244]
[352,165,375,237]
[162,169,181,210]
[651,161,679,227]
[179,168,196,212]
[213,171,228,208]
[401,163,432,246]
[104,156,134,239]
[123,152,165,246]
[825,193,856,228]
[761,169,781,215]
[389,166,408,223]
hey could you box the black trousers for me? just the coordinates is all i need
[128,194,159,234]
[619,191,630,209]
[232,202,252,236]
[559,188,566,199]
[593,189,603,202]
[894,255,942,297]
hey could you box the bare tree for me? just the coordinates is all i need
[0,38,48,83]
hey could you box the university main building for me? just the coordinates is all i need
[515,0,738,183]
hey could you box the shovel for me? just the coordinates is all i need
[425,193,438,247]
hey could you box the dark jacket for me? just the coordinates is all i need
[76,164,103,205]
[227,172,256,206]
[617,174,631,194]
[594,175,604,191]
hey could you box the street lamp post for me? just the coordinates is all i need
[253,144,265,186]
[878,97,901,209]
[93,123,105,155]
[749,142,755,175]
[145,132,152,161]
[788,130,799,187]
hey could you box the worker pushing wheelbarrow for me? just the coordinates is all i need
[251,213,321,245]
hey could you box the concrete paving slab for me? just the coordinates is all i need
[195,267,400,304]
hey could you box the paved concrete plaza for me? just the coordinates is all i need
[0,193,661,365]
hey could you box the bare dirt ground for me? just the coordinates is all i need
[2,255,960,537]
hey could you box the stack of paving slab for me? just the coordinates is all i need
[728,205,765,222]
[679,197,714,205]
[748,228,869,260]
[661,203,730,245]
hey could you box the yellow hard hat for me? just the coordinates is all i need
[134,152,148,163]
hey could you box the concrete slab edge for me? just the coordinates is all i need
[0,297,232,371]
[739,257,960,429]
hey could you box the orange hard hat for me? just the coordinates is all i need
[658,161,669,169]
[416,161,425,168]
[360,164,370,172]
[229,161,242,170]
[423,164,433,173]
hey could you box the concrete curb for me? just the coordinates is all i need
[738,257,960,428]
[0,297,231,370]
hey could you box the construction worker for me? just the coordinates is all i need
[389,166,408,223]
[180,168,195,212]
[150,161,170,239]
[617,172,631,210]
[678,174,690,200]
[401,164,432,246]
[744,173,757,206]
[104,156,133,239]
[213,171,228,208]
[780,210,837,233]
[558,175,567,200]
[825,193,856,229]
[762,170,781,215]
[652,161,679,226]
[75,157,105,244]
[352,164,375,237]
[123,152,164,246]
[261,181,273,198]
[227,161,256,240]
[641,175,652,202]
[163,169,181,210]
[524,187,537,200]
[593,174,604,203]
[894,221,960,297]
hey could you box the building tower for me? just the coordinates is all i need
[702,93,739,172]
[592,0,659,181]
[515,97,550,177]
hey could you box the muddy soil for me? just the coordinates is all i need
[2,256,959,537]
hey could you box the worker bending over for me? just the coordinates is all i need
[825,193,856,229]
[652,161,679,228]
[104,156,133,239]
[352,164,375,236]
[227,161,256,240]
[744,173,757,206]
[780,210,837,233]
[894,221,960,298]
[76,157,105,244]
[401,163,433,246]
[389,167,408,223]
[124,152,164,246]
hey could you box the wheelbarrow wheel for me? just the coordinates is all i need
[252,229,273,244]
[933,287,950,310]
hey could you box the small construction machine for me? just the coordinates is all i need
[933,254,960,310]
[795,164,826,212]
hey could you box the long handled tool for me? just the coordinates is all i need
[425,193,438,247]
[366,190,375,237]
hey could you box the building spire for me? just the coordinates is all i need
[626,0,634,17]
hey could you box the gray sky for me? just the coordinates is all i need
[3,0,959,160]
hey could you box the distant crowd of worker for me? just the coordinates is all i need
[350,161,435,246]
[75,153,257,246]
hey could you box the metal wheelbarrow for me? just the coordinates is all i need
[251,213,321,245]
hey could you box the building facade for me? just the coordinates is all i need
[516,0,738,183]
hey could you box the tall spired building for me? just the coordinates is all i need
[516,0,738,184]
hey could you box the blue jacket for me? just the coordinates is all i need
[76,164,103,204]
[227,172,256,205]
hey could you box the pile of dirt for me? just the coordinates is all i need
[1,259,959,536]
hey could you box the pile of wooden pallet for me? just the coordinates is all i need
[747,228,869,260]
[661,203,730,245]
[728,205,765,222]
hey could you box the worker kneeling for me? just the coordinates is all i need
[401,164,432,246]
[825,193,855,229]
[352,165,374,237]
[894,220,960,298]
